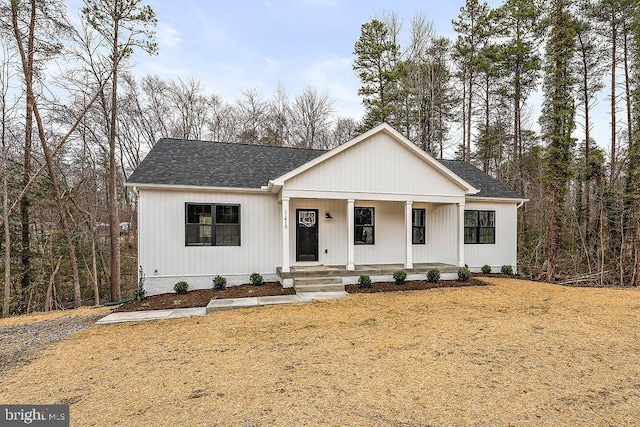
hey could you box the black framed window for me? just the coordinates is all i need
[412,208,426,244]
[186,203,240,246]
[354,207,375,245]
[464,210,495,244]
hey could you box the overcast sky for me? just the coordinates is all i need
[64,0,611,152]
[67,0,503,119]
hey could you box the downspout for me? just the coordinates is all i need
[515,200,525,275]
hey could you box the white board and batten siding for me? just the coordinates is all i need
[415,203,459,266]
[287,200,460,267]
[138,188,281,295]
[284,132,466,202]
[463,200,518,272]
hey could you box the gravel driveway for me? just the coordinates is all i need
[0,313,104,376]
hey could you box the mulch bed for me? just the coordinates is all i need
[117,279,490,311]
[346,278,488,293]
[116,282,296,312]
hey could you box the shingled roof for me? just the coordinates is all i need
[127,138,325,188]
[127,137,525,199]
[438,159,524,199]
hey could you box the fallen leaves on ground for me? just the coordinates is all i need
[1,278,639,426]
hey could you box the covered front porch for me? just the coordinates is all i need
[267,124,478,283]
[279,196,466,276]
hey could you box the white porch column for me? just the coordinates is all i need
[405,201,413,269]
[457,202,465,267]
[347,199,355,270]
[282,197,290,273]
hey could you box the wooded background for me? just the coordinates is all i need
[1,0,639,316]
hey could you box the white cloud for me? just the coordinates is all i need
[264,58,281,73]
[157,23,181,49]
[298,55,362,119]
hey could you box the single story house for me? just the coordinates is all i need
[126,123,526,295]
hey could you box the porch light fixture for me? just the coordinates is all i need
[325,211,333,219]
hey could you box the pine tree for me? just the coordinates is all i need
[627,1,640,286]
[353,19,401,131]
[495,0,543,191]
[452,0,492,162]
[539,0,578,280]
[573,0,606,243]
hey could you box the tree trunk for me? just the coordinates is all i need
[33,103,83,307]
[109,3,121,302]
[2,112,9,317]
[44,257,62,312]
[461,71,467,160]
[610,24,617,183]
[91,232,99,305]
[15,0,37,299]
[634,210,640,286]
[581,33,591,243]
[466,71,473,162]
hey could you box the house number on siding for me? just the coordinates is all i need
[284,209,288,229]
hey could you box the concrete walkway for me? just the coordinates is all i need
[206,291,347,312]
[95,307,206,325]
[95,291,348,325]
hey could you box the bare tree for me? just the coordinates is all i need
[207,95,237,142]
[236,88,267,143]
[82,0,158,302]
[291,87,334,149]
[0,41,18,316]
[330,117,359,148]
[264,82,291,146]
[168,77,209,140]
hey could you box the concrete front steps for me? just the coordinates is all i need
[293,276,345,293]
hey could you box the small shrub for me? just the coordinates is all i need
[521,265,531,277]
[134,266,147,300]
[427,269,440,283]
[213,275,227,290]
[393,270,407,285]
[250,273,264,286]
[358,274,372,288]
[457,267,472,282]
[501,264,514,275]
[481,264,492,274]
[174,281,189,295]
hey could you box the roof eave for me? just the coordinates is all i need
[466,196,529,203]
[125,182,269,193]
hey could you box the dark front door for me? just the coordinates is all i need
[296,209,318,262]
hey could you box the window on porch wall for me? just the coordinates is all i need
[412,208,425,244]
[354,207,374,245]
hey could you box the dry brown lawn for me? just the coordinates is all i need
[1,278,639,426]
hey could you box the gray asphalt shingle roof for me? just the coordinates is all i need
[438,159,525,199]
[127,138,325,188]
[127,138,525,199]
